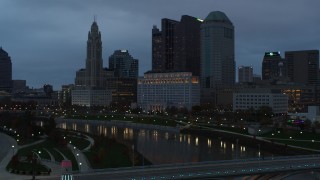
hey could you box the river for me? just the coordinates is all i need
[57,121,265,165]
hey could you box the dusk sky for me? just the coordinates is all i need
[1,0,319,89]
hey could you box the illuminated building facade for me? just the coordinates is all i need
[137,72,200,111]
[233,89,288,114]
[106,77,137,105]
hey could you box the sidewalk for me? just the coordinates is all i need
[0,132,31,180]
[0,132,63,179]
[67,144,92,173]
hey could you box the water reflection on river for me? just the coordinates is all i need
[58,122,262,165]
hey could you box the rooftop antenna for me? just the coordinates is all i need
[94,15,97,22]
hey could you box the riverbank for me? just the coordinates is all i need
[181,127,317,156]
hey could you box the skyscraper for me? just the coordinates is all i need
[152,19,179,72]
[174,15,202,76]
[75,20,111,88]
[152,25,163,72]
[152,16,201,75]
[85,21,103,87]
[262,52,287,80]
[200,11,235,104]
[285,50,319,85]
[238,66,253,83]
[73,20,112,106]
[0,47,12,92]
[109,50,139,78]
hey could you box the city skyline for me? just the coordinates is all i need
[0,0,319,88]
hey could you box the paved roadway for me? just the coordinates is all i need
[0,133,11,162]
[42,155,320,180]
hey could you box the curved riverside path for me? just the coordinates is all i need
[0,132,31,180]
[0,133,63,179]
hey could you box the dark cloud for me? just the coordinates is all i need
[0,0,319,89]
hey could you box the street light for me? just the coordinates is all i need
[11,145,15,157]
[32,150,41,180]
[76,153,79,162]
[79,162,82,172]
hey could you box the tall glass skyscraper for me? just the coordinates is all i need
[0,47,12,92]
[200,11,235,104]
[109,50,139,78]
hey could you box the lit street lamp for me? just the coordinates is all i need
[76,153,79,162]
[32,150,41,180]
[11,145,15,157]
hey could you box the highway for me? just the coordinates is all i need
[43,155,320,180]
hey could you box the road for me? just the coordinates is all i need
[42,155,320,180]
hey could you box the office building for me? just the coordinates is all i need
[72,20,112,106]
[285,50,319,85]
[71,88,112,107]
[174,15,202,76]
[262,52,287,80]
[106,77,137,105]
[58,84,74,106]
[137,72,200,111]
[152,25,163,72]
[75,20,112,87]
[233,89,288,114]
[152,16,201,75]
[0,47,12,92]
[152,19,179,72]
[200,11,235,104]
[109,50,139,78]
[238,66,253,83]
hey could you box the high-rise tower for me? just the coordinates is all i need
[285,50,319,85]
[262,52,287,80]
[109,50,139,78]
[0,47,12,92]
[73,20,113,107]
[85,20,103,87]
[152,16,201,75]
[200,11,235,104]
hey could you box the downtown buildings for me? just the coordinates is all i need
[71,21,139,107]
[72,20,113,106]
[138,11,235,110]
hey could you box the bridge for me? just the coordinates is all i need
[47,154,320,180]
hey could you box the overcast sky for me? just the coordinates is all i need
[1,0,319,89]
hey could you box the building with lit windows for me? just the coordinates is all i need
[137,72,200,111]
[152,16,202,76]
[233,89,288,114]
[262,52,287,80]
[71,88,112,107]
